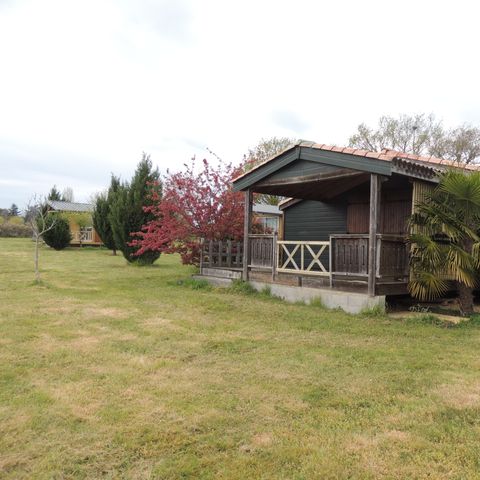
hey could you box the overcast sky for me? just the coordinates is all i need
[1,0,479,209]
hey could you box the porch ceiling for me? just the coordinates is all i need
[252,169,370,201]
[233,144,393,192]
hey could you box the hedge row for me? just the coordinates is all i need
[0,223,32,238]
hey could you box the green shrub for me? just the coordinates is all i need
[41,215,71,250]
[0,222,32,237]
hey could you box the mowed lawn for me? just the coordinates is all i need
[1,239,480,479]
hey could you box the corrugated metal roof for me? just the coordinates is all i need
[47,200,94,213]
[252,204,282,215]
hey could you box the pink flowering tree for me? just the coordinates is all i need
[130,157,245,265]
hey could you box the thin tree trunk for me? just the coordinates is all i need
[457,282,474,316]
[34,236,40,282]
[112,249,117,256]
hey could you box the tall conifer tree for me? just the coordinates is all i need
[93,175,120,255]
[109,154,162,264]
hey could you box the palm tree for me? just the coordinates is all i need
[409,170,480,315]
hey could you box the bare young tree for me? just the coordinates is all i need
[25,196,57,283]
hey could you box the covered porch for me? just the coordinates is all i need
[199,229,409,297]
[198,142,439,301]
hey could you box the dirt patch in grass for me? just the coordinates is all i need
[252,432,273,447]
[435,379,480,408]
[82,307,127,319]
[68,334,101,351]
[389,311,463,324]
[50,381,103,420]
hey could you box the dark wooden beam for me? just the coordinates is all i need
[321,174,370,200]
[242,189,252,280]
[254,173,370,202]
[368,174,382,296]
[255,168,361,188]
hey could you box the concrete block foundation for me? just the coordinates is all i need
[194,275,385,314]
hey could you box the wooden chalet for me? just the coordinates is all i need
[47,200,102,246]
[198,141,480,309]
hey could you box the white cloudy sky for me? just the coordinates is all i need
[1,0,479,209]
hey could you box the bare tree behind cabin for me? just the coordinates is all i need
[349,114,480,164]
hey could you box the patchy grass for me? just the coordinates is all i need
[2,239,480,478]
[360,304,386,318]
[176,277,213,291]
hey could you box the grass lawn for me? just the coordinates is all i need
[1,238,480,479]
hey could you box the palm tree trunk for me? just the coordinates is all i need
[457,282,474,316]
[457,236,476,316]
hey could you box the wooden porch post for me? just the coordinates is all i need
[368,174,382,296]
[271,231,277,282]
[243,189,252,281]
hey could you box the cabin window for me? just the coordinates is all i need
[255,216,278,234]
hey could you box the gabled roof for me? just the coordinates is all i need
[47,200,94,213]
[233,141,480,192]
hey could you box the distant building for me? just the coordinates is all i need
[252,203,282,235]
[47,200,102,246]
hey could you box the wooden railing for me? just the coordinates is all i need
[249,234,276,269]
[199,235,408,282]
[330,234,369,276]
[200,239,243,268]
[200,235,277,270]
[331,234,408,280]
[73,229,93,242]
[376,235,409,280]
[277,241,330,276]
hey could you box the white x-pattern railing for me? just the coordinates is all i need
[277,240,330,276]
[74,229,93,242]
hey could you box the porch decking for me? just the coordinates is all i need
[199,234,409,296]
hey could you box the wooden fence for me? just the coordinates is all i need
[200,240,243,269]
[199,234,409,282]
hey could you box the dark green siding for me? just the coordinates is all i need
[283,200,347,270]
[266,160,338,182]
[284,200,347,241]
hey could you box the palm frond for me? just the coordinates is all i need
[408,272,449,300]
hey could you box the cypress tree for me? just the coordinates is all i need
[109,153,162,265]
[93,175,120,255]
[48,186,62,201]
